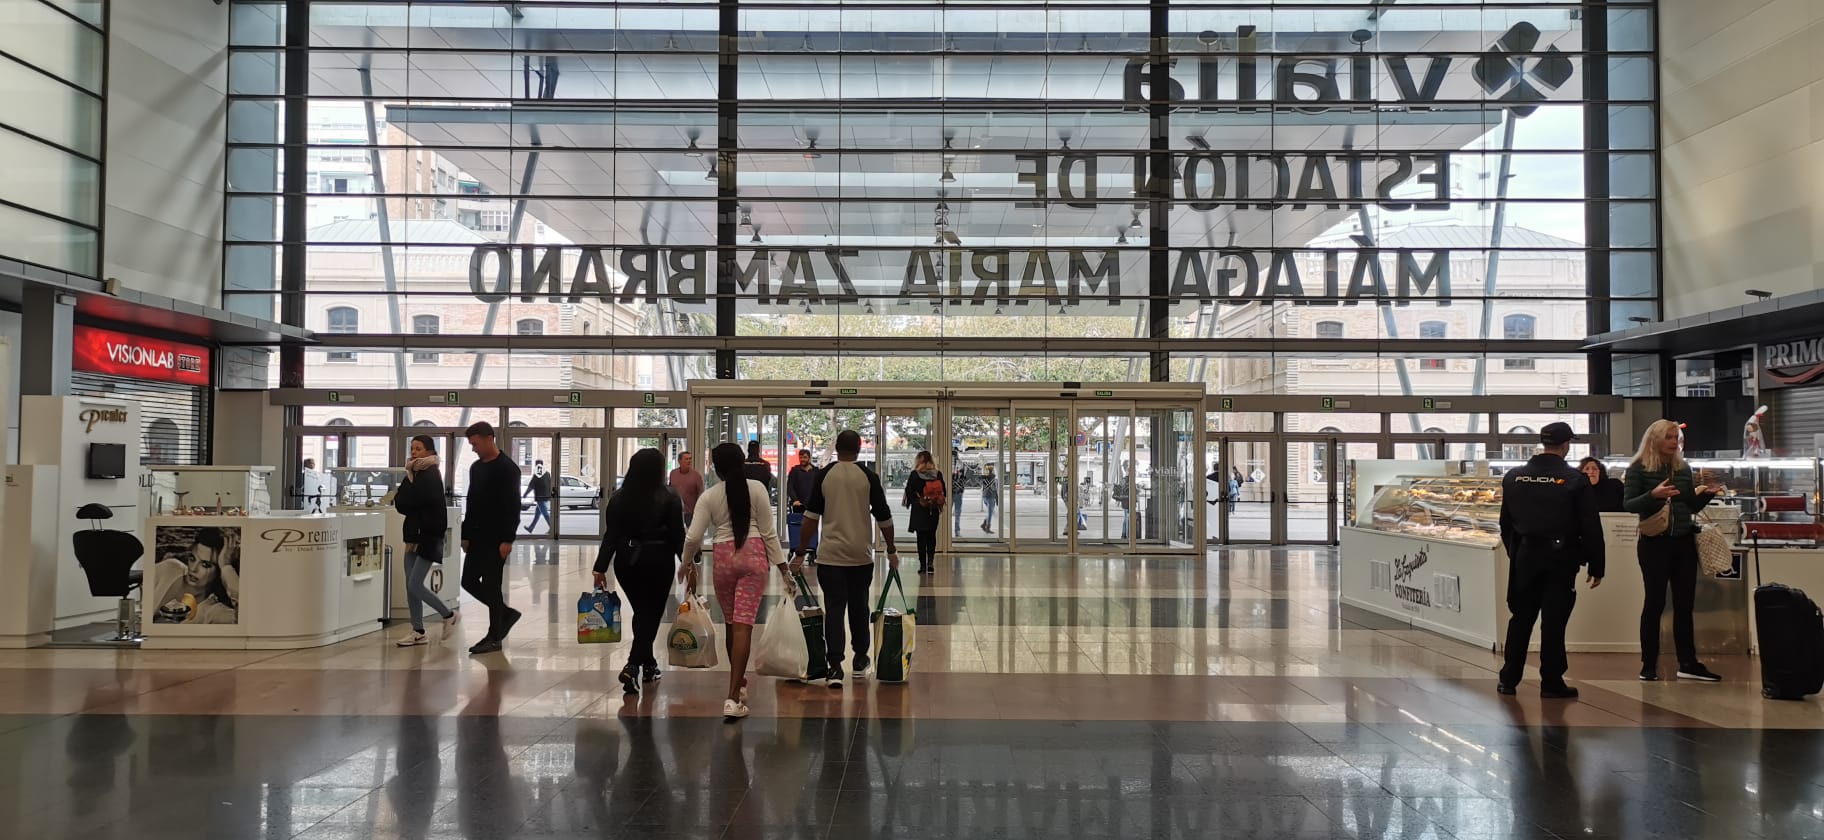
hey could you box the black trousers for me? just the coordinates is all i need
[817,562,875,669]
[1639,533,1700,667]
[1500,561,1579,686]
[614,547,675,669]
[914,529,938,569]
[461,545,513,640]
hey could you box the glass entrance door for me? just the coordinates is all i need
[1010,405,1071,550]
[1223,437,1276,543]
[1075,405,1134,550]
[949,406,1009,548]
[879,403,935,536]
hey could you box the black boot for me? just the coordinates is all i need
[618,662,640,694]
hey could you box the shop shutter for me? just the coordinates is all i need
[70,373,211,465]
[1770,388,1824,454]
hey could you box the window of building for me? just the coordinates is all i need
[1314,321,1344,339]
[1419,321,1447,370]
[412,314,440,364]
[412,419,435,427]
[1502,426,1535,460]
[1503,315,1537,369]
[326,306,359,362]
[1312,427,1342,483]
[516,318,544,336]
[331,177,349,193]
[509,420,532,465]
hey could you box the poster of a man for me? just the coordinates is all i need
[151,526,242,624]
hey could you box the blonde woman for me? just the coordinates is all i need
[1622,420,1725,682]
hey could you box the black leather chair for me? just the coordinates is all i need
[72,503,144,641]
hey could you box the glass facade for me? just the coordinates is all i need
[226,0,1656,396]
[0,0,106,276]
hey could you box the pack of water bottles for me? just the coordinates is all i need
[576,589,622,644]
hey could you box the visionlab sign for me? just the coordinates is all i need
[72,325,211,387]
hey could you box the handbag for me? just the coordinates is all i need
[1639,502,1671,537]
[868,569,916,684]
[1695,526,1734,576]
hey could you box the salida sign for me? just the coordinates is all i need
[72,326,210,387]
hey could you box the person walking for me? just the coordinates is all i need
[1495,423,1605,699]
[594,448,685,695]
[461,422,523,655]
[670,451,704,528]
[744,440,775,501]
[950,464,967,538]
[786,449,819,559]
[394,435,457,646]
[523,460,553,535]
[902,451,945,576]
[1625,419,1725,682]
[793,429,899,687]
[1228,468,1243,514]
[979,464,1000,534]
[1578,457,1626,513]
[680,442,791,720]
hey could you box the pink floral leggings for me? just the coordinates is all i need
[712,537,770,625]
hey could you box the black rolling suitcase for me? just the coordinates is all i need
[1753,542,1824,700]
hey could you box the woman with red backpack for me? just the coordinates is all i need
[902,450,946,576]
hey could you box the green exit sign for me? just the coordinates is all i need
[568,391,582,405]
[1555,396,1570,410]
[642,392,656,406]
[1422,397,1436,410]
[1094,390,1115,397]
[1219,397,1234,411]
[444,391,460,405]
[839,388,859,396]
[1321,397,1336,411]
[327,391,342,404]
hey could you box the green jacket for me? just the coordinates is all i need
[1622,462,1715,539]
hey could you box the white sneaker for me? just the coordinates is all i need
[441,610,460,641]
[396,633,428,647]
[723,699,749,720]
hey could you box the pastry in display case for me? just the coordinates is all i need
[1357,475,1503,547]
[1686,456,1822,545]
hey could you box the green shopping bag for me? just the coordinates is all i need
[796,571,831,683]
[868,568,916,684]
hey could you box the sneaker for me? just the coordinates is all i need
[499,608,523,640]
[1540,684,1580,700]
[853,654,871,679]
[723,699,749,720]
[1495,683,1517,696]
[826,668,844,688]
[618,664,640,695]
[1639,666,1659,681]
[396,632,428,647]
[1677,664,1722,682]
[468,638,503,655]
[441,610,460,641]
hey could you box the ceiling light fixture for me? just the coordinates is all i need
[1129,210,1144,230]
[941,165,955,183]
[704,159,718,181]
[1116,228,1129,245]
[684,137,704,158]
[803,138,823,159]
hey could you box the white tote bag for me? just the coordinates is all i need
[753,573,809,680]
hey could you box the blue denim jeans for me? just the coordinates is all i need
[403,548,452,632]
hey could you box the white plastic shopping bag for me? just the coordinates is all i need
[667,588,719,669]
[753,573,809,680]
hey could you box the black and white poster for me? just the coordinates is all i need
[151,525,242,625]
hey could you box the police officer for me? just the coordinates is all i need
[1496,422,1605,699]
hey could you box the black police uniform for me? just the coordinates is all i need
[1497,451,1605,690]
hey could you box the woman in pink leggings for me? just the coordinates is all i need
[681,442,792,720]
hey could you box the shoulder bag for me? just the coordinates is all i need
[1694,526,1735,576]
[1639,502,1671,537]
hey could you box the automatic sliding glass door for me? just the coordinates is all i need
[949,406,1009,548]
[1010,405,1071,551]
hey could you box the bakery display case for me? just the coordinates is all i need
[1685,456,1821,545]
[1356,475,1503,547]
[330,467,405,510]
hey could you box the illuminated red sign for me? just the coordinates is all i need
[72,326,211,387]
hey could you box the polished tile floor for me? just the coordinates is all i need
[5,546,1824,839]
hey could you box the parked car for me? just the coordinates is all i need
[521,475,601,510]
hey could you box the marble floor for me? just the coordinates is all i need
[4,545,1824,839]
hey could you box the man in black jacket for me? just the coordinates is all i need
[1496,422,1606,699]
[744,440,775,501]
[461,422,522,655]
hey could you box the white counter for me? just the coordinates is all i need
[1339,513,1651,653]
[139,512,387,650]
[332,504,463,621]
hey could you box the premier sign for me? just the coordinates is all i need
[72,326,211,387]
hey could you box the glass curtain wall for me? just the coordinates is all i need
[227,1,1654,390]
[0,0,105,276]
